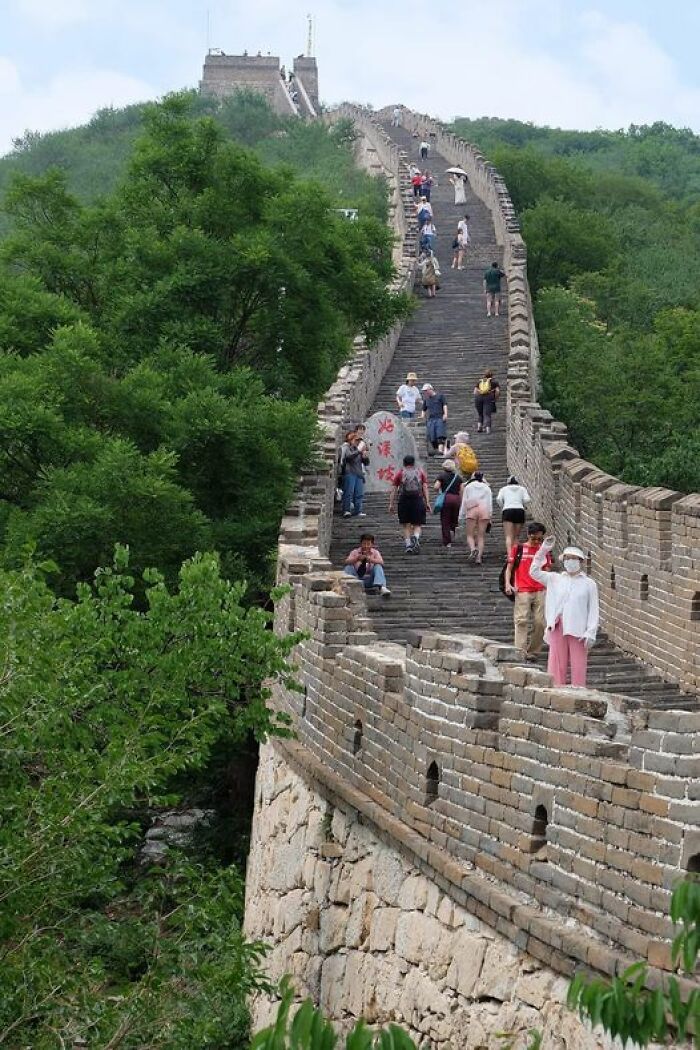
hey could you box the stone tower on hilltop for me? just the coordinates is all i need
[199,52,319,119]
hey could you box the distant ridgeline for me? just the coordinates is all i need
[199,51,319,119]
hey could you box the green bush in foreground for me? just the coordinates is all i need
[0,547,301,1047]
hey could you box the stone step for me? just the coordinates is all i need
[328,122,694,711]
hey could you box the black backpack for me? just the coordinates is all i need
[498,544,523,602]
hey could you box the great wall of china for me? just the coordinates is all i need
[242,103,700,1048]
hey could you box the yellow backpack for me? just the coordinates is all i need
[456,444,479,476]
[477,378,492,395]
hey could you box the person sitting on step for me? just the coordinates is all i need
[344,533,391,596]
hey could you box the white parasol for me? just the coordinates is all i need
[445,166,468,177]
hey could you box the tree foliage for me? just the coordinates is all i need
[0,548,302,1046]
[568,879,700,1048]
[0,93,408,595]
[450,115,700,493]
[251,979,418,1050]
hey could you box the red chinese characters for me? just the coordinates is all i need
[378,417,395,435]
[376,465,397,482]
[377,441,392,458]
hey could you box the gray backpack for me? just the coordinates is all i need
[400,467,423,496]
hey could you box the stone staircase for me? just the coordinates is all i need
[329,124,694,710]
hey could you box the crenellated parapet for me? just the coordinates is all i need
[270,567,700,988]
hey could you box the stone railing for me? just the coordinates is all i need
[380,106,699,696]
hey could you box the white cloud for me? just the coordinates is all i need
[14,0,101,27]
[0,66,158,154]
[0,0,698,151]
[0,57,21,93]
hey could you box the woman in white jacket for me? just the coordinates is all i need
[529,539,599,687]
[496,475,531,554]
[459,471,492,564]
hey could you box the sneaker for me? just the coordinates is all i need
[357,512,367,518]
[476,424,482,433]
[343,511,352,517]
[380,586,391,597]
[484,427,491,434]
[404,544,414,554]
[468,549,478,561]
[444,543,452,549]
[411,535,420,549]
[475,554,483,565]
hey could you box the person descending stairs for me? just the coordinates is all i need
[329,122,694,711]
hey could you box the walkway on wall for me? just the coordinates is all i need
[329,123,693,709]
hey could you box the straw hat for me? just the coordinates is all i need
[442,459,457,471]
[406,371,418,381]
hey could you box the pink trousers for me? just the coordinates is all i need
[546,621,588,687]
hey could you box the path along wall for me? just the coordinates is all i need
[245,109,700,1037]
[383,106,699,696]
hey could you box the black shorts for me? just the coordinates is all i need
[398,495,426,526]
[502,508,526,524]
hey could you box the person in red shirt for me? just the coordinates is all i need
[411,170,423,198]
[504,521,551,658]
[388,454,430,554]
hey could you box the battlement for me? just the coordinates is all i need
[273,562,700,988]
[199,51,319,118]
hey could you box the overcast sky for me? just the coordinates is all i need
[1,0,699,155]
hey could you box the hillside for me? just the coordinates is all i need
[450,116,700,492]
[0,89,388,234]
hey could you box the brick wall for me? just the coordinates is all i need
[245,744,624,1050]
[377,106,699,695]
[200,54,296,116]
[271,570,700,988]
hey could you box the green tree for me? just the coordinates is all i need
[521,197,618,292]
[3,94,407,395]
[0,547,300,1046]
[0,93,407,595]
[568,879,700,1047]
[251,979,418,1050]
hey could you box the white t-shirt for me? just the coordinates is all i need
[420,141,430,152]
[457,219,470,244]
[497,484,531,511]
[396,384,422,413]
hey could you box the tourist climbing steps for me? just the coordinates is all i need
[329,123,693,710]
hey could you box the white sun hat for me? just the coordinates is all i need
[560,546,585,561]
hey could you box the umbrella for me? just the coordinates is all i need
[445,166,468,177]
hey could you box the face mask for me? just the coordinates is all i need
[564,559,581,574]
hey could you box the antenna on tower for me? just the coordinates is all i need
[306,13,314,57]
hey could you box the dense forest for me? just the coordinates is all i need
[0,92,408,1046]
[450,116,700,492]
